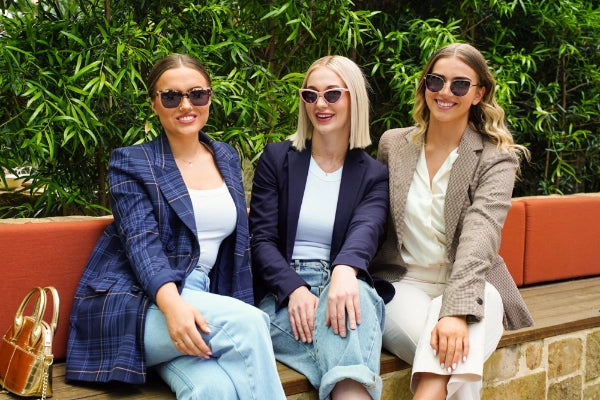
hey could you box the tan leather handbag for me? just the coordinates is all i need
[0,287,59,399]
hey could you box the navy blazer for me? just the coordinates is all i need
[66,131,252,384]
[249,140,393,309]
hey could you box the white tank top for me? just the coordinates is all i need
[188,183,236,273]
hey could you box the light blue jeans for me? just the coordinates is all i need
[259,260,385,400]
[144,269,286,400]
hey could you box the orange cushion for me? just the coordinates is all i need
[522,196,600,285]
[499,200,525,287]
[0,218,112,361]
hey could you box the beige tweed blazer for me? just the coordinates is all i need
[371,126,533,331]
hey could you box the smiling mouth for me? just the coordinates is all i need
[436,100,455,108]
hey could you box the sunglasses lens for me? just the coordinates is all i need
[300,90,318,104]
[189,89,211,106]
[450,81,471,97]
[425,75,444,93]
[160,91,183,108]
[323,90,343,104]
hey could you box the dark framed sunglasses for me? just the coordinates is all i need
[299,88,349,104]
[425,74,480,97]
[156,87,212,108]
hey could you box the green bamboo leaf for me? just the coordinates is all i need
[59,30,86,47]
[27,102,47,125]
[72,60,102,81]
[261,2,290,20]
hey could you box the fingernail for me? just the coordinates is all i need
[447,366,452,373]
[452,363,457,370]
[440,363,445,369]
[433,349,437,356]
[463,356,467,362]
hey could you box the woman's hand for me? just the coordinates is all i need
[430,315,469,372]
[288,286,319,343]
[156,283,212,358]
[325,264,361,338]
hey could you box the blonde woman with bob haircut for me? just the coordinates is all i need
[250,55,394,400]
[290,55,372,151]
[371,43,532,400]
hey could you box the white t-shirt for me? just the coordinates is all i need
[291,157,342,261]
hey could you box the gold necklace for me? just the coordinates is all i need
[175,154,198,167]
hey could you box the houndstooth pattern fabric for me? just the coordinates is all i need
[371,126,533,331]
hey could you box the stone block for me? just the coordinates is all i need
[548,376,581,400]
[481,371,546,400]
[381,369,412,400]
[583,382,600,400]
[548,337,582,378]
[586,330,600,381]
[286,391,317,400]
[483,346,518,382]
[525,341,543,370]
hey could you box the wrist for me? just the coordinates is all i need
[333,264,359,276]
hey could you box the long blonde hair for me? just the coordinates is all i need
[412,43,529,162]
[289,55,371,151]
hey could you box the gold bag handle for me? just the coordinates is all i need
[43,286,60,336]
[13,287,47,346]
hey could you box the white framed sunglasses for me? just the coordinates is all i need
[299,88,349,104]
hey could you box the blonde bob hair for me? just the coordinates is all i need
[289,55,372,151]
[413,43,529,160]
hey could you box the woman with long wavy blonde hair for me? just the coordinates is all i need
[371,43,532,400]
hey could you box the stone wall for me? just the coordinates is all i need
[482,328,600,400]
[286,327,600,399]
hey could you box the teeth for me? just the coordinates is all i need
[437,101,454,107]
[316,114,331,118]
[179,116,194,121]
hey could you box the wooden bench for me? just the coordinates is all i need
[2,276,599,399]
[1,194,600,398]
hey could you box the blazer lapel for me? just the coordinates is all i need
[211,140,248,243]
[153,133,197,235]
[286,145,310,259]
[331,149,365,252]
[445,126,483,256]
[388,129,421,251]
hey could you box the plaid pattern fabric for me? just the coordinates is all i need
[66,131,252,383]
[371,126,533,331]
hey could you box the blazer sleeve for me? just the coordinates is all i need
[249,144,308,308]
[440,149,518,322]
[108,147,184,302]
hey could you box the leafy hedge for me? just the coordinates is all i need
[1,0,599,216]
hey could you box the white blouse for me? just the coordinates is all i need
[401,145,459,267]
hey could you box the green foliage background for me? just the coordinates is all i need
[1,0,599,216]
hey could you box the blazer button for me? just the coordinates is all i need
[477,298,483,305]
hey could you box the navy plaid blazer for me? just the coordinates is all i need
[66,131,252,383]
